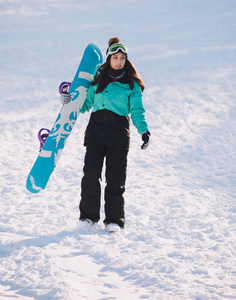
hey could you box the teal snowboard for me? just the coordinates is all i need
[26,43,102,193]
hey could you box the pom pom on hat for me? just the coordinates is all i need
[108,37,120,47]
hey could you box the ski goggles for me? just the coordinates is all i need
[107,43,128,56]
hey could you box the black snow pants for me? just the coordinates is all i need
[79,142,128,228]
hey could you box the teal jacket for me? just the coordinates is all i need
[81,80,149,135]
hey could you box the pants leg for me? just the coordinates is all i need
[104,146,128,228]
[79,143,106,222]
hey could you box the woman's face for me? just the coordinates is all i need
[110,52,126,70]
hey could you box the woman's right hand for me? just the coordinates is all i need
[59,81,72,105]
[60,92,71,105]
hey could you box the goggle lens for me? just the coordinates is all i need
[108,43,128,55]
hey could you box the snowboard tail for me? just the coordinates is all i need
[26,43,103,193]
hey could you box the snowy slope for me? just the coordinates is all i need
[0,0,236,299]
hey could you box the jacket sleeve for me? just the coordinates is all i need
[129,82,149,135]
[80,84,96,113]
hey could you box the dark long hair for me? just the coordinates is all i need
[91,57,145,94]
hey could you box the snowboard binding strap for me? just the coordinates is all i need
[38,128,51,152]
[59,81,72,94]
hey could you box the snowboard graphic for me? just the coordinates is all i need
[26,43,103,193]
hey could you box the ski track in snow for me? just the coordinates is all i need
[0,0,236,299]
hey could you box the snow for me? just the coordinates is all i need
[0,0,236,299]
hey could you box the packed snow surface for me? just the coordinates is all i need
[0,0,236,299]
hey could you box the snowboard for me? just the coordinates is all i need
[26,43,103,193]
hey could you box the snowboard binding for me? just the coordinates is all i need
[59,81,72,94]
[38,128,51,152]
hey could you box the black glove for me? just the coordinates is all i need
[60,91,71,105]
[141,131,151,149]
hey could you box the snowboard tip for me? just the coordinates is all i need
[26,175,43,194]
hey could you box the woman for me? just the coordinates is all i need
[60,37,151,232]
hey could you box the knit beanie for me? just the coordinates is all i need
[106,37,128,60]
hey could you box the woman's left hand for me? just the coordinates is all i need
[141,131,151,149]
